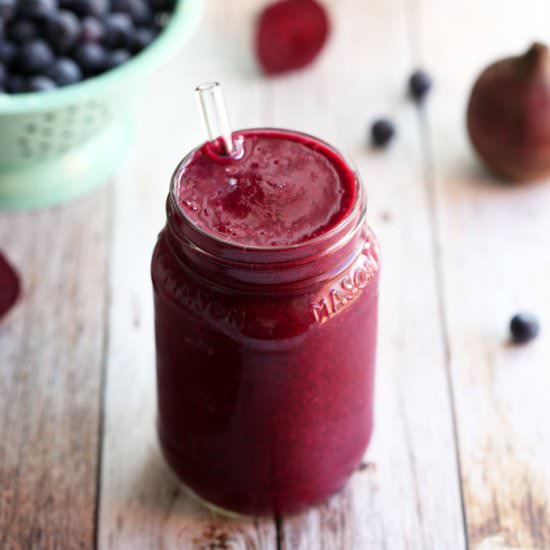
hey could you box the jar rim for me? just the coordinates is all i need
[169,127,367,257]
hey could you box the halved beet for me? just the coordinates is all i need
[0,252,20,320]
[256,0,330,75]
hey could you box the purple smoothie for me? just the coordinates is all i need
[152,129,380,515]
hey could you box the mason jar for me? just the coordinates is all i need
[151,128,380,516]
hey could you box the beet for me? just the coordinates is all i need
[256,0,330,75]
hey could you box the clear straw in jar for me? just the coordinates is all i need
[195,82,235,156]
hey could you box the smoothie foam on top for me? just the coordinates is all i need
[175,129,357,247]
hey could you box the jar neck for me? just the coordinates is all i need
[165,191,367,288]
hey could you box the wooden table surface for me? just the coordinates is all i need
[2,0,550,548]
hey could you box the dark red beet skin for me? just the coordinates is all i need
[256,0,330,75]
[0,251,20,320]
[467,43,550,181]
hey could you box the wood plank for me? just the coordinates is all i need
[0,189,109,549]
[97,1,277,547]
[415,0,550,547]
[274,0,466,548]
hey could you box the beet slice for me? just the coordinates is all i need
[0,251,20,320]
[256,0,330,75]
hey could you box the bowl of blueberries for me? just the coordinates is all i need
[0,0,202,209]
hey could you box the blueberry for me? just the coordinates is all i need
[27,74,57,91]
[510,313,540,344]
[130,26,155,53]
[150,0,173,11]
[45,10,80,53]
[104,48,130,70]
[73,42,106,74]
[103,12,133,48]
[15,39,55,74]
[371,119,395,148]
[0,85,5,93]
[0,0,16,20]
[5,74,26,93]
[79,15,104,43]
[0,40,16,65]
[153,11,170,32]
[6,19,38,43]
[409,69,432,101]
[18,0,58,18]
[111,0,152,25]
[60,0,107,17]
[0,0,171,93]
[47,56,81,85]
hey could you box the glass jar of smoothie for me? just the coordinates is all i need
[151,88,380,516]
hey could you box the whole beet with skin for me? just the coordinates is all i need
[467,42,550,182]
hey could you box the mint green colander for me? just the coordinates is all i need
[0,0,202,210]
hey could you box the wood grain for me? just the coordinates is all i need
[267,0,466,548]
[0,190,109,549]
[97,2,277,548]
[4,0,549,547]
[415,0,550,547]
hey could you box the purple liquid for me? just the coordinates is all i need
[175,130,356,246]
[152,129,380,515]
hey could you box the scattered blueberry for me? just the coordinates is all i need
[5,74,27,93]
[72,42,105,74]
[27,75,57,91]
[0,63,6,85]
[409,69,432,101]
[18,0,58,18]
[510,313,540,344]
[371,119,395,148]
[47,56,81,85]
[0,0,16,20]
[103,12,133,48]
[0,40,16,65]
[45,10,80,53]
[112,0,152,25]
[79,15,104,42]
[130,26,155,52]
[0,85,5,93]
[6,19,38,44]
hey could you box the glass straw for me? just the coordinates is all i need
[195,82,235,155]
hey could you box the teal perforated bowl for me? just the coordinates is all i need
[0,0,202,210]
